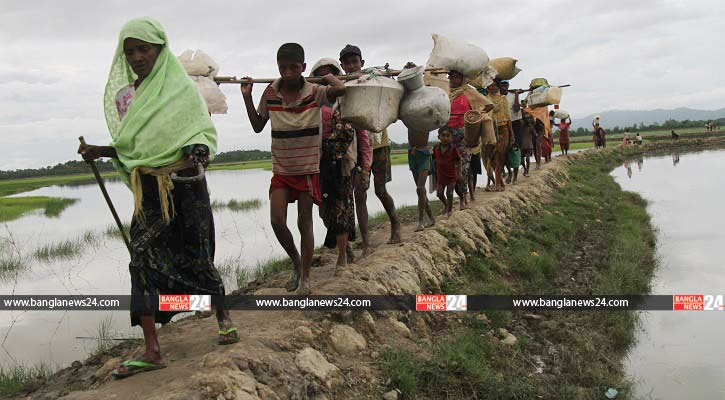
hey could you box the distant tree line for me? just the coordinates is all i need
[2,119,721,181]
[569,117,725,137]
[0,148,270,181]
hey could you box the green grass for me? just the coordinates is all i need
[0,197,78,223]
[380,154,657,399]
[0,363,51,397]
[33,239,83,262]
[0,174,114,197]
[216,257,252,289]
[0,237,27,279]
[103,221,131,240]
[90,315,116,358]
[211,198,263,212]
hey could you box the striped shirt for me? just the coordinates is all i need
[258,78,329,175]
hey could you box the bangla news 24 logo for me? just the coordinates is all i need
[159,295,211,311]
[416,295,467,311]
[673,294,724,310]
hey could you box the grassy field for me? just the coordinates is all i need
[0,150,411,199]
[0,196,78,223]
[569,127,715,143]
[381,152,657,399]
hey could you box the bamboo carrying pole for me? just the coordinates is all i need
[213,67,448,84]
[78,136,131,255]
[512,84,571,93]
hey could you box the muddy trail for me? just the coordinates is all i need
[15,136,725,400]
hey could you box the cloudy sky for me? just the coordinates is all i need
[1,0,722,170]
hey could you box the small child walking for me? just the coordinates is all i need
[433,126,460,217]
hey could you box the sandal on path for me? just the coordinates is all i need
[218,327,240,345]
[111,360,166,380]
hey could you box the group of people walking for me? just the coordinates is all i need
[75,17,570,379]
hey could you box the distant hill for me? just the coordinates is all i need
[570,107,725,130]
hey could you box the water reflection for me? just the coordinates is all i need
[614,148,725,399]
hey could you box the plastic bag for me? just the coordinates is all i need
[190,76,228,114]
[178,49,219,77]
[426,34,489,79]
[526,86,562,108]
[399,86,450,132]
[340,73,404,132]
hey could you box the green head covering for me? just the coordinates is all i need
[104,17,217,186]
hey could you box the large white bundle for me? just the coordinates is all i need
[178,49,219,77]
[178,50,227,114]
[526,86,562,108]
[554,109,570,119]
[399,86,450,132]
[340,73,404,132]
[426,34,489,79]
[190,76,228,114]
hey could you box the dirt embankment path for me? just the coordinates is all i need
[19,137,725,400]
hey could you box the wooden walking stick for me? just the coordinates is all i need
[78,136,131,255]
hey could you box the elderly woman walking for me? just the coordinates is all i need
[78,17,237,379]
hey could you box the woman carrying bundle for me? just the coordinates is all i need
[447,70,493,206]
[78,17,237,379]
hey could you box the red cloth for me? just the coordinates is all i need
[269,174,321,205]
[448,94,471,129]
[434,144,459,185]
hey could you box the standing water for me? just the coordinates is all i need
[612,148,725,399]
[0,164,426,368]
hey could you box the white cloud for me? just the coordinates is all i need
[0,0,722,169]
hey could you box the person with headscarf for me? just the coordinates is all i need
[447,70,493,207]
[78,17,237,379]
[310,58,356,271]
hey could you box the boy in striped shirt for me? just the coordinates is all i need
[241,43,346,295]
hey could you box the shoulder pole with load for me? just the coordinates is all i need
[512,84,571,93]
[212,66,448,84]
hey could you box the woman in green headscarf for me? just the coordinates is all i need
[78,17,238,379]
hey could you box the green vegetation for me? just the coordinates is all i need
[211,198,263,212]
[0,174,113,197]
[570,116,724,138]
[381,154,657,399]
[103,221,131,240]
[0,236,27,279]
[0,363,51,397]
[0,197,78,222]
[33,239,83,262]
[91,315,116,358]
[0,145,413,197]
[216,256,252,289]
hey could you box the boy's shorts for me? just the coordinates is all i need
[371,146,392,185]
[270,173,321,205]
[408,147,432,181]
